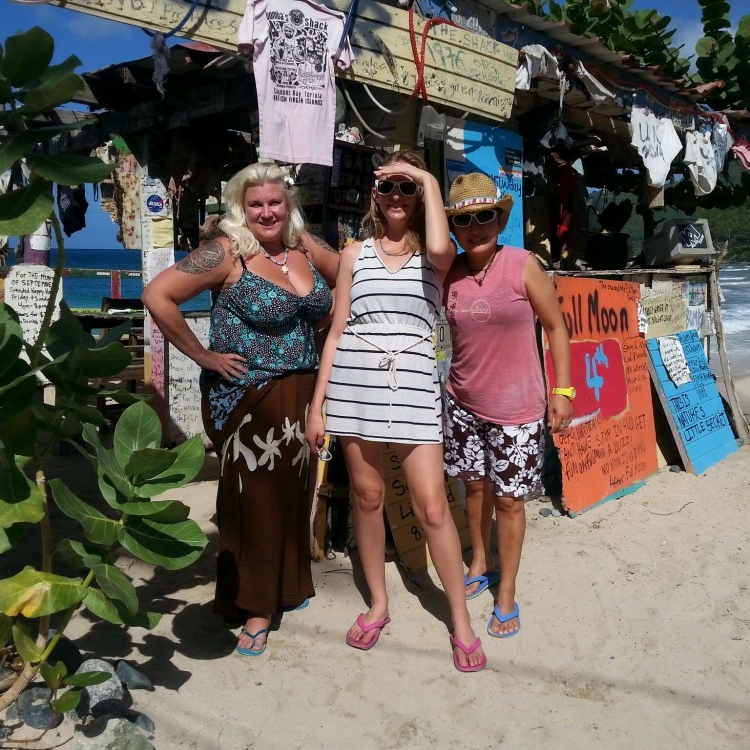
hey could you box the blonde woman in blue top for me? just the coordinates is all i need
[143,163,337,657]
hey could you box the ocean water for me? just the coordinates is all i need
[5,247,210,312]
[715,261,750,379]
[5,250,747,377]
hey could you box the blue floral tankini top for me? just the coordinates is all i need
[202,257,332,430]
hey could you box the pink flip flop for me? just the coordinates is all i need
[450,634,487,673]
[345,613,391,651]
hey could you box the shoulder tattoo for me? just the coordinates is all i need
[175,240,226,274]
[306,231,338,254]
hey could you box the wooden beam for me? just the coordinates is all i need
[51,0,517,120]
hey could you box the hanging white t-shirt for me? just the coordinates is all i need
[238,0,353,167]
[684,129,717,196]
[630,106,683,188]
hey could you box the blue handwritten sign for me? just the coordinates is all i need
[647,329,738,474]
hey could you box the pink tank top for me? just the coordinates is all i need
[443,245,546,425]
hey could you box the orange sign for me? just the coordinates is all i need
[545,277,658,514]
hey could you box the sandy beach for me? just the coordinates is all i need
[5,380,750,750]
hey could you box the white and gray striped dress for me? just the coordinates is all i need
[325,238,443,444]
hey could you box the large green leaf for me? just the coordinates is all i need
[117,499,190,523]
[56,538,111,572]
[48,478,119,547]
[26,56,83,90]
[125,448,178,485]
[0,123,92,176]
[0,182,54,236]
[12,619,43,663]
[82,587,125,625]
[55,398,108,428]
[0,613,12,648]
[0,523,25,554]
[113,402,162,467]
[0,566,87,617]
[17,72,85,117]
[0,305,25,379]
[84,559,138,616]
[119,516,208,570]
[131,435,205,498]
[0,409,38,457]
[25,153,115,187]
[0,463,45,527]
[81,423,136,505]
[68,341,132,379]
[2,27,54,87]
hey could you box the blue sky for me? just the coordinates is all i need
[1,0,745,249]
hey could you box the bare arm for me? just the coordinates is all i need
[304,242,357,450]
[524,256,573,433]
[142,238,247,381]
[374,163,454,278]
[300,230,339,288]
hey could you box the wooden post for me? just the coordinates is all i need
[110,269,122,298]
[709,267,749,443]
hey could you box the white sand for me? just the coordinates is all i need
[7,398,750,749]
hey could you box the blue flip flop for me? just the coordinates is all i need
[236,627,269,656]
[282,598,310,612]
[465,570,500,600]
[487,602,520,639]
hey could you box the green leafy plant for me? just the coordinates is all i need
[0,26,208,718]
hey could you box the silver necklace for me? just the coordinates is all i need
[379,238,412,257]
[261,246,290,275]
[466,251,496,286]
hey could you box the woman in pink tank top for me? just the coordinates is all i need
[442,173,572,639]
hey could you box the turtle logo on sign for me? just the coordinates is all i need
[146,194,165,214]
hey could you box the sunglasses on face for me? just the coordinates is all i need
[375,179,418,197]
[451,209,500,228]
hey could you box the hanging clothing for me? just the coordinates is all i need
[57,185,89,237]
[237,0,354,166]
[630,106,683,188]
[684,130,717,196]
[515,44,561,91]
[712,117,734,172]
[324,238,443,444]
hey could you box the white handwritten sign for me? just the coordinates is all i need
[6,265,62,352]
[658,335,692,387]
[166,315,210,445]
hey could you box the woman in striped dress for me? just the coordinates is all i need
[306,151,486,672]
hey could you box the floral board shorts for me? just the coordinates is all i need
[442,391,545,499]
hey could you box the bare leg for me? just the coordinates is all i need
[490,494,525,636]
[342,437,390,647]
[399,443,486,669]
[463,477,495,597]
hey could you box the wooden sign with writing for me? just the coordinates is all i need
[345,2,517,121]
[5,265,62,354]
[382,444,469,572]
[546,277,658,515]
[166,315,210,446]
[52,0,516,121]
[640,293,687,339]
[647,329,738,474]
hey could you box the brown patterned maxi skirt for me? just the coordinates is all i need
[201,371,316,620]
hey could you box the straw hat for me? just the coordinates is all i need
[445,172,514,217]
